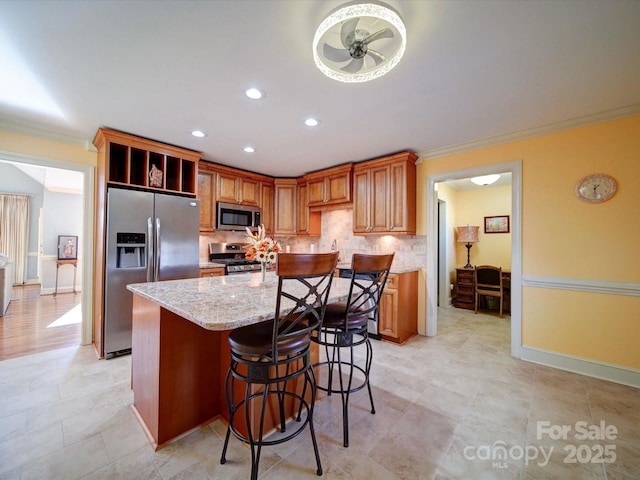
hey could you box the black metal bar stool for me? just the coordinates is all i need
[220,252,339,480]
[312,253,394,447]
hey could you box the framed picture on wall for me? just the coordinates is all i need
[58,235,78,260]
[484,216,510,234]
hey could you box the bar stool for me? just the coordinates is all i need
[220,252,339,480]
[312,253,394,447]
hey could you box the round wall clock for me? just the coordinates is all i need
[575,173,617,203]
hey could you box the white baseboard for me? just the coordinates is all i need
[519,346,640,388]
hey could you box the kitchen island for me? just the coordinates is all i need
[126,271,352,449]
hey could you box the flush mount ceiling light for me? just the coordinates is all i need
[471,174,500,186]
[312,2,406,83]
[243,146,256,153]
[304,118,320,127]
[190,130,206,138]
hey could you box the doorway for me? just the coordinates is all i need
[425,160,522,358]
[0,149,94,346]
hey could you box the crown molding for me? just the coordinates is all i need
[416,104,640,163]
[0,119,95,151]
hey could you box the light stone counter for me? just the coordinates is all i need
[198,261,226,269]
[127,271,353,332]
[336,261,422,274]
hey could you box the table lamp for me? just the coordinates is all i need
[457,225,479,269]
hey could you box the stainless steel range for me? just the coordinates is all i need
[208,243,263,275]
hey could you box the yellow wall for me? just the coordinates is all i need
[417,115,640,370]
[0,130,97,166]
[454,186,511,270]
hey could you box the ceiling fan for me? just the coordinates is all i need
[312,3,407,83]
[322,17,394,73]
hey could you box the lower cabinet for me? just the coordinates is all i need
[199,267,225,277]
[379,270,418,344]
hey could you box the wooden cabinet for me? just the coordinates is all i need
[92,128,201,358]
[353,152,417,235]
[304,164,352,208]
[274,179,298,235]
[296,179,320,236]
[455,268,475,310]
[273,178,320,237]
[199,267,225,277]
[198,162,274,232]
[216,170,261,206]
[379,270,418,344]
[197,168,216,232]
[93,128,200,196]
[260,182,275,234]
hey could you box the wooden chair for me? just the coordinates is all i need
[312,253,394,448]
[220,252,339,480]
[474,265,504,318]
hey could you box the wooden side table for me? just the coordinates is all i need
[54,259,77,297]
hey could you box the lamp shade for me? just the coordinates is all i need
[457,225,479,243]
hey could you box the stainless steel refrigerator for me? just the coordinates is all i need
[103,187,200,358]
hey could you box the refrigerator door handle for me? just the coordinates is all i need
[146,217,153,282]
[154,217,161,281]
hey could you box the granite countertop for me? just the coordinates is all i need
[336,261,422,274]
[199,262,226,269]
[127,272,353,331]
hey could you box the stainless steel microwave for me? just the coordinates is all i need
[216,202,262,231]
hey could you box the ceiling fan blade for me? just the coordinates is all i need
[340,17,359,48]
[341,57,364,73]
[362,27,394,45]
[366,49,387,66]
[323,43,352,63]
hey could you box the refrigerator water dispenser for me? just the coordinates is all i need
[116,232,145,268]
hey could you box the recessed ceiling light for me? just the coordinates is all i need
[470,174,500,186]
[305,118,320,127]
[245,88,264,100]
[243,146,256,153]
[191,130,206,138]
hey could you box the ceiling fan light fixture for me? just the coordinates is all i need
[313,3,406,83]
[470,174,500,186]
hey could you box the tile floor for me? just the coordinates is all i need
[1,307,639,479]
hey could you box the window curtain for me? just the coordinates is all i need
[0,194,30,285]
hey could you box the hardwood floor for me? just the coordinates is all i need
[0,285,82,361]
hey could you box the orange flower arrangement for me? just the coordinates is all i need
[245,225,280,264]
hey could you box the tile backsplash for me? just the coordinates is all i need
[199,208,426,269]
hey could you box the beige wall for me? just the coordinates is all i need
[454,185,512,270]
[0,130,97,166]
[417,115,640,371]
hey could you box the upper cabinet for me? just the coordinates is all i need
[197,164,216,233]
[353,151,417,235]
[273,179,298,236]
[198,161,274,233]
[260,182,275,234]
[304,164,352,208]
[93,128,200,196]
[216,170,261,206]
[296,178,321,236]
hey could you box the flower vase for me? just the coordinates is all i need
[261,262,267,283]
